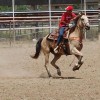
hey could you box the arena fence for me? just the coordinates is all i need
[0,10,99,44]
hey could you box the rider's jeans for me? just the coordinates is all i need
[57,27,66,45]
[59,27,66,35]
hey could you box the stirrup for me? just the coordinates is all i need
[54,46,59,53]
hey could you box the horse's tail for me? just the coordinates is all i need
[31,38,43,59]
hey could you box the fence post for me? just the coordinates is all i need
[9,21,12,46]
[98,0,100,32]
[98,0,100,40]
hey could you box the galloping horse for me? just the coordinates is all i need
[31,13,90,77]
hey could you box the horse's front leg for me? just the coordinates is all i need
[51,54,61,76]
[73,55,84,71]
[71,47,83,71]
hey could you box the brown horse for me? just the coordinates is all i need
[31,13,90,77]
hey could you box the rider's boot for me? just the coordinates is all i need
[54,45,59,53]
[54,35,63,53]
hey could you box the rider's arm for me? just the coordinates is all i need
[69,13,77,28]
[70,13,77,21]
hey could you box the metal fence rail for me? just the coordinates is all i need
[0,10,99,43]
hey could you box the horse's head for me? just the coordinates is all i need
[80,14,90,30]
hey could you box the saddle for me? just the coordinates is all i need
[47,28,71,55]
[47,28,69,41]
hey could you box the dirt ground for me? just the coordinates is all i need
[0,40,100,100]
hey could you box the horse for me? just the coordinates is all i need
[31,13,90,77]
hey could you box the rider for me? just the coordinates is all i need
[54,5,77,53]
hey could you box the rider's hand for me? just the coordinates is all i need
[69,23,73,28]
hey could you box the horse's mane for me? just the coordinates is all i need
[69,13,84,33]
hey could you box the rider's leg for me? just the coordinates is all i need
[54,27,65,52]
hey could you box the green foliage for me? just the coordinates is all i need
[0,6,12,11]
[0,5,28,12]
[16,5,28,11]
[74,4,80,9]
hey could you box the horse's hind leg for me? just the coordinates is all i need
[44,53,52,77]
[51,54,61,76]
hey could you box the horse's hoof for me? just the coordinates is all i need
[73,65,79,71]
[57,71,61,76]
[48,74,52,78]
[78,61,84,65]
[57,69,61,76]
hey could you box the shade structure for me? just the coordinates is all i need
[0,0,81,6]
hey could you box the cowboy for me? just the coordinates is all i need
[54,5,77,53]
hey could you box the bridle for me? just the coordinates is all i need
[79,16,90,29]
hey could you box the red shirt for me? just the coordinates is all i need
[59,12,76,27]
